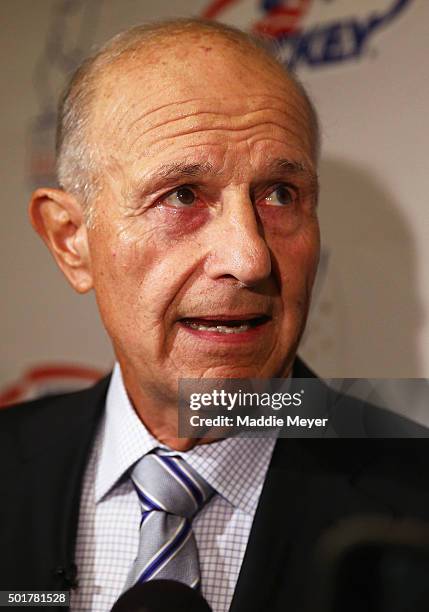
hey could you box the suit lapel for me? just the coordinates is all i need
[229,357,316,612]
[0,376,109,590]
[228,435,403,612]
[228,438,303,612]
[228,359,425,612]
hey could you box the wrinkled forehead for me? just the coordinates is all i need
[89,35,315,167]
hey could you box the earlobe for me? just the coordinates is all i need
[29,187,93,293]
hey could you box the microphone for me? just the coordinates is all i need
[52,563,78,589]
[110,579,212,612]
[309,516,429,612]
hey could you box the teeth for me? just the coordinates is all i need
[188,322,250,333]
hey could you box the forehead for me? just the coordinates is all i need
[91,35,315,174]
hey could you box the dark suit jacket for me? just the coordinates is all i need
[1,359,429,611]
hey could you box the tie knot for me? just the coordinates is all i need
[130,450,214,519]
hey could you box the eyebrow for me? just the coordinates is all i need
[135,157,317,197]
[267,158,307,174]
[142,161,215,185]
[264,158,319,191]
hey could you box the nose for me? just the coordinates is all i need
[204,197,272,287]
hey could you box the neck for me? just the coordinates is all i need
[119,364,219,451]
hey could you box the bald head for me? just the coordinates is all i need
[56,18,319,223]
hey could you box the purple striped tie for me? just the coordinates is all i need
[123,448,214,591]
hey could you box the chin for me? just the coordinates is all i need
[179,360,287,380]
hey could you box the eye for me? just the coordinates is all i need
[162,186,196,207]
[264,184,296,207]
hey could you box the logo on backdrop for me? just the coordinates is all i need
[28,0,102,189]
[201,0,412,69]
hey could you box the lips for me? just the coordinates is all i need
[179,315,270,334]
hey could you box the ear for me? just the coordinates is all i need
[29,187,93,293]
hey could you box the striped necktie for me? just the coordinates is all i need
[123,448,215,591]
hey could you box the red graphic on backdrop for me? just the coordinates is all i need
[0,364,105,408]
[202,0,310,36]
[253,1,311,37]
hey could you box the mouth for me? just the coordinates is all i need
[179,314,271,336]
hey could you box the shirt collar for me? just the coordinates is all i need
[96,363,278,515]
[95,363,162,502]
[182,433,277,516]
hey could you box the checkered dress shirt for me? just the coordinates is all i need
[70,364,277,611]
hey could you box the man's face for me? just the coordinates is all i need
[87,37,320,402]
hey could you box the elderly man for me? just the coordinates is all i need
[1,17,428,612]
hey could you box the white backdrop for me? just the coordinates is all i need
[1,0,428,392]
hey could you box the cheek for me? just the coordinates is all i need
[89,220,205,322]
[90,218,161,281]
[270,223,320,293]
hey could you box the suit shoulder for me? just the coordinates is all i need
[0,375,110,422]
[0,376,110,462]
